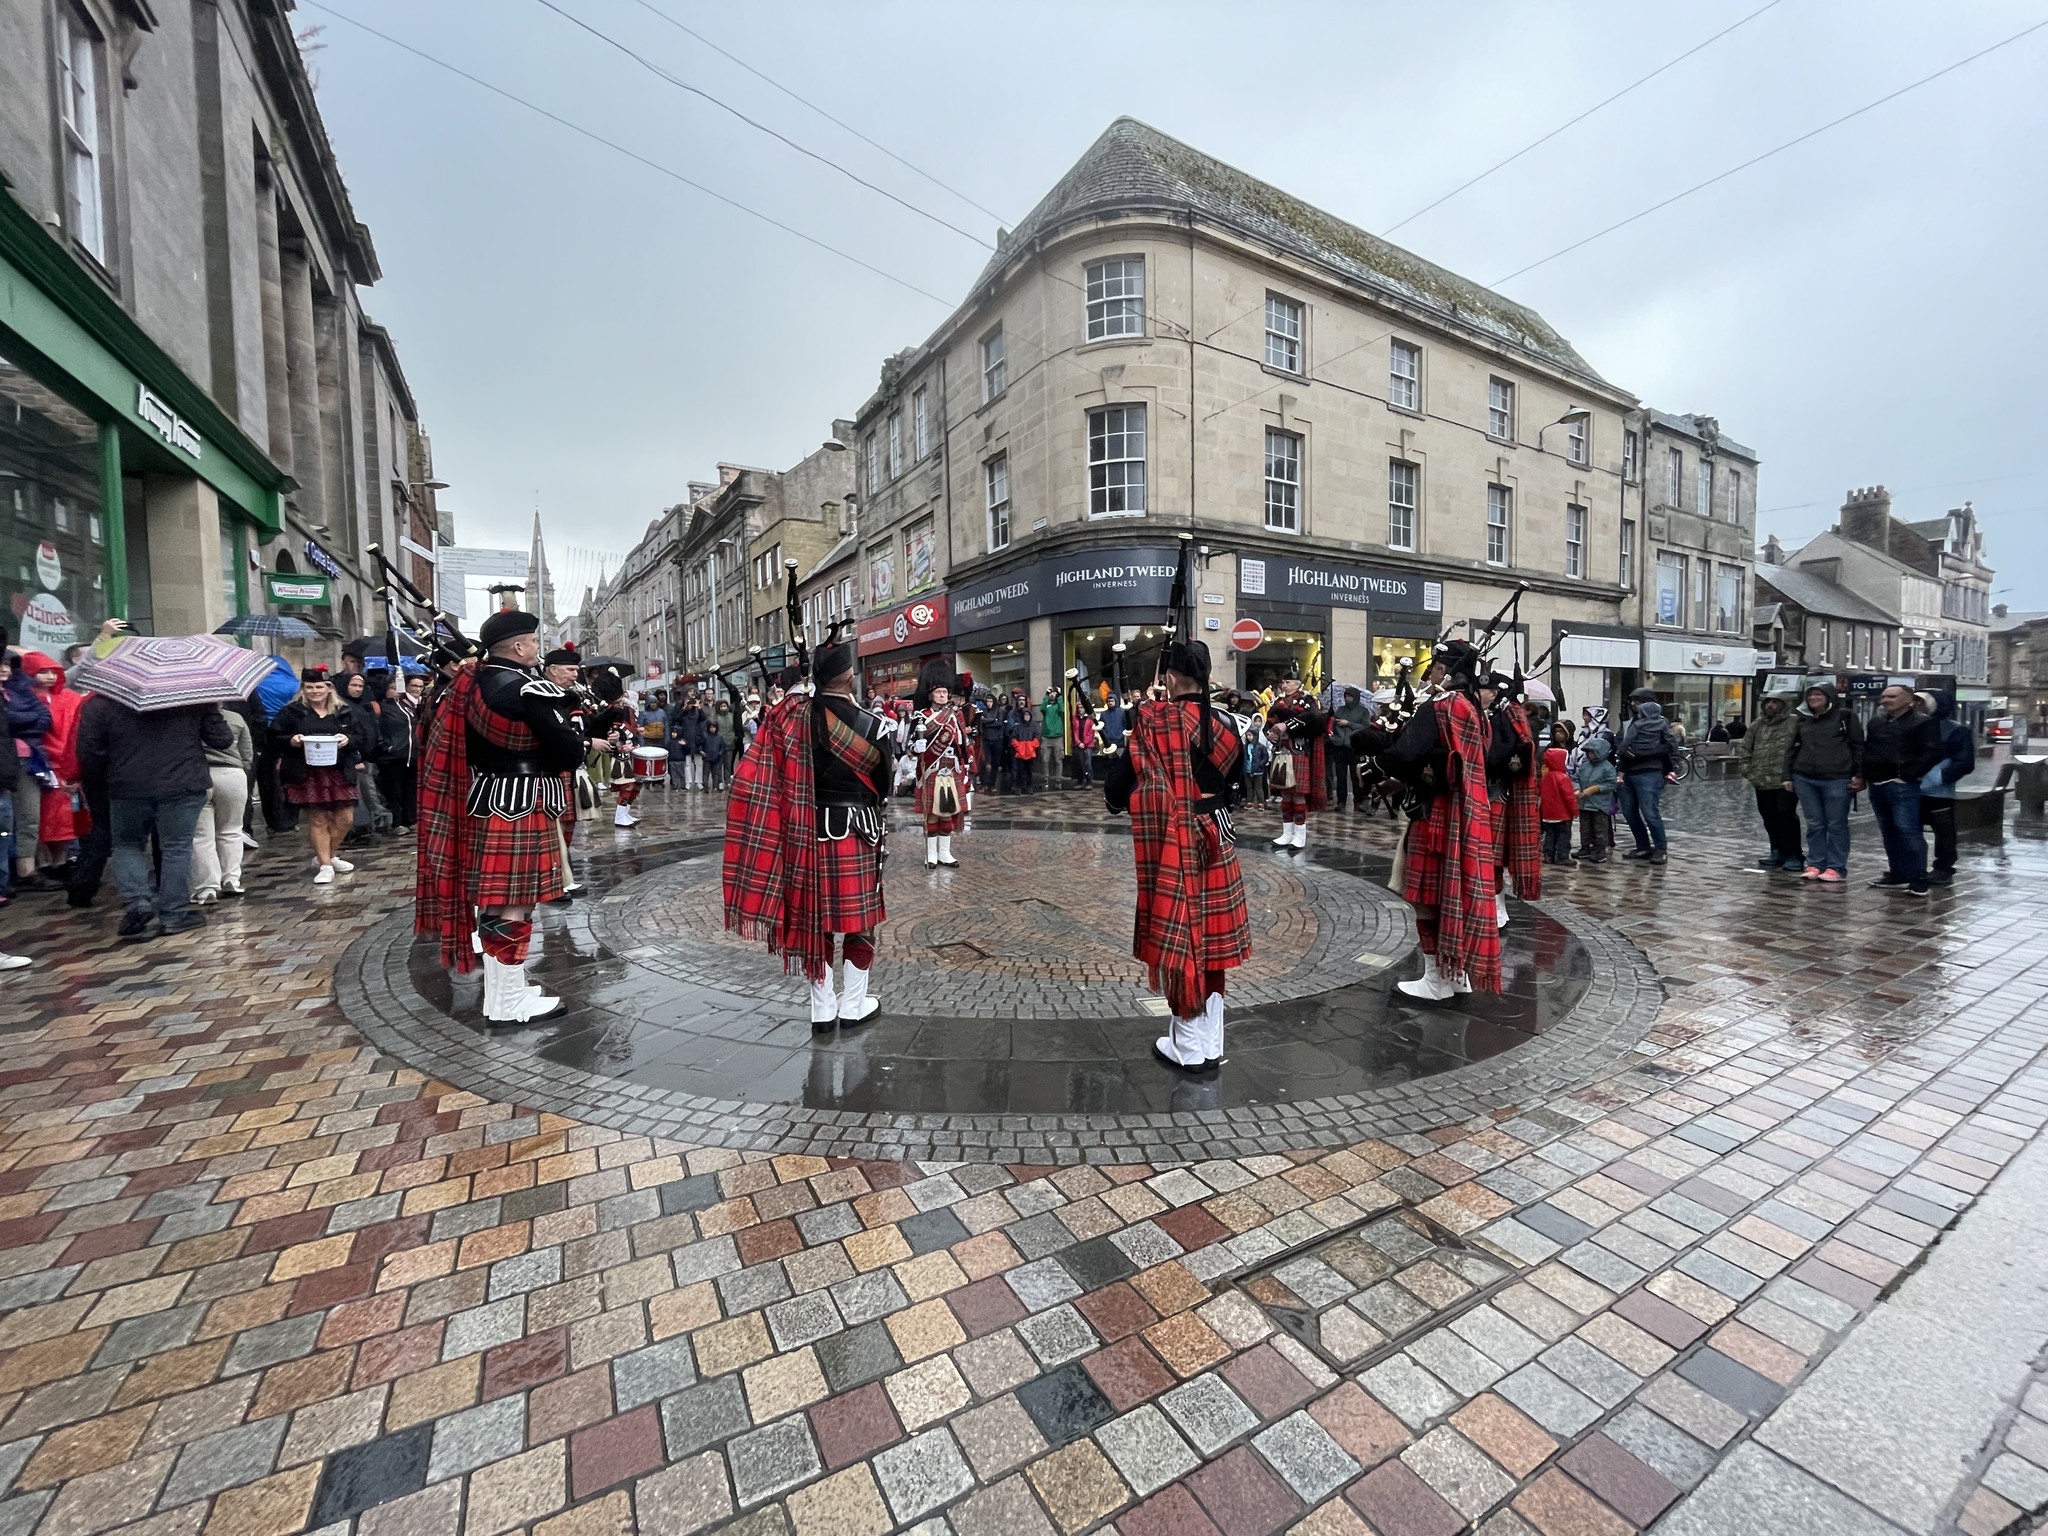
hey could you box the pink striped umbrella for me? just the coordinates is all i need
[68,634,278,711]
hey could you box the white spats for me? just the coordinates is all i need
[838,964,880,1024]
[808,972,839,1028]
[481,955,565,1025]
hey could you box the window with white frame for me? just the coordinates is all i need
[1656,552,1687,626]
[1564,504,1586,578]
[1697,461,1715,521]
[1387,459,1418,550]
[1485,484,1511,565]
[1622,429,1639,484]
[980,327,1005,401]
[1084,257,1145,340]
[1726,467,1742,524]
[1264,429,1301,532]
[1667,447,1684,508]
[1488,378,1515,440]
[1087,405,1146,517]
[888,412,902,480]
[985,455,1011,552]
[1715,564,1742,634]
[913,388,928,460]
[1264,295,1303,374]
[863,432,878,492]
[1693,558,1710,629]
[1566,416,1588,468]
[1389,341,1420,411]
[57,6,105,261]
[1620,517,1636,586]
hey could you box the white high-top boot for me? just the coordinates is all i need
[482,955,565,1024]
[1497,892,1511,930]
[1397,953,1461,1001]
[808,970,839,1032]
[1292,821,1309,851]
[838,964,880,1025]
[937,836,958,867]
[614,803,638,827]
[1271,822,1293,848]
[924,836,939,869]
[1203,992,1226,1065]
[1152,1010,1210,1070]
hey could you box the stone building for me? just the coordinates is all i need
[0,0,441,660]
[1624,410,1762,736]
[744,438,856,661]
[587,502,684,684]
[1751,557,1899,679]
[1904,501,1993,687]
[1989,605,2048,731]
[834,118,1749,721]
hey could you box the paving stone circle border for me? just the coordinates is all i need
[335,835,1666,1165]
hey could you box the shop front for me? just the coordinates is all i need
[856,591,950,700]
[1235,551,1439,696]
[1,188,286,648]
[952,544,1181,708]
[1642,638,1761,739]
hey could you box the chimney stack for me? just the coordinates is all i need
[1762,534,1784,566]
[1839,485,1893,556]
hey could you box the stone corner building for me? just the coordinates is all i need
[0,0,440,658]
[835,116,1758,725]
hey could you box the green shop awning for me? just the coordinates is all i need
[0,178,290,534]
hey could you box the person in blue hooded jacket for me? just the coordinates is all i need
[252,657,301,835]
[1915,689,1974,886]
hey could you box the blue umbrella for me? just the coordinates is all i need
[215,614,321,640]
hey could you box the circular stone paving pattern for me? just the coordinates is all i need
[591,828,1409,1019]
[337,819,1668,1163]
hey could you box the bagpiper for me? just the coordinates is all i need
[1107,639,1251,1072]
[415,609,586,1025]
[1265,671,1328,850]
[1482,669,1542,930]
[723,630,897,1032]
[910,661,973,870]
[542,646,592,900]
[586,670,642,828]
[1381,638,1505,999]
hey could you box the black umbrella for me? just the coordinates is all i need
[342,633,425,659]
[215,614,320,640]
[577,655,632,669]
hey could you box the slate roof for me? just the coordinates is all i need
[1645,408,1758,461]
[1755,565,1898,627]
[982,117,1607,384]
[1992,609,2048,634]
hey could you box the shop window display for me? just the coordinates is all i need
[2,351,109,651]
[1242,629,1324,697]
[1371,634,1427,689]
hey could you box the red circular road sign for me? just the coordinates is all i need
[1230,617,1266,653]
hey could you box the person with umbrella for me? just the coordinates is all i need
[70,637,254,937]
[271,666,367,884]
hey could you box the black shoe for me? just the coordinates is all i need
[1623,849,1651,860]
[1927,871,1954,886]
[158,913,207,935]
[1754,855,1781,869]
[117,910,152,938]
[1869,876,1906,889]
[1905,883,1930,897]
[66,891,96,909]
[1648,851,1668,866]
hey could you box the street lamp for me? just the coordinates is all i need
[1538,406,1592,453]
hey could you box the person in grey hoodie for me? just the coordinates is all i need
[1914,689,1975,886]
[1615,688,1679,864]
[1572,735,1617,863]
[1782,681,1864,883]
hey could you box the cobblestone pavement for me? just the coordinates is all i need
[0,786,2045,1536]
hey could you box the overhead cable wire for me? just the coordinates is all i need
[622,0,1010,226]
[1491,15,2048,286]
[1385,0,1787,234]
[529,0,994,249]
[303,2,955,306]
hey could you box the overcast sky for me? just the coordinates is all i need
[304,0,2048,610]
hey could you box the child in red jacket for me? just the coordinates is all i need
[1538,746,1579,864]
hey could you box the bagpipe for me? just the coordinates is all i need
[365,541,476,666]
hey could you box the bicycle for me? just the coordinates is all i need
[1670,744,1699,782]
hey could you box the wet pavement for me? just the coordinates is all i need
[0,781,2045,1536]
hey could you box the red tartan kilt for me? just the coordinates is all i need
[1194,841,1252,968]
[922,813,963,835]
[466,810,567,907]
[1402,797,1493,909]
[815,832,885,933]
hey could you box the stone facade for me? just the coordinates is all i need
[1989,605,2048,728]
[0,0,439,659]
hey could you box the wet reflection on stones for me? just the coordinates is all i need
[395,822,1592,1117]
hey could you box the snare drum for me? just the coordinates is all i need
[630,745,670,780]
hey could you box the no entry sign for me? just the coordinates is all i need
[1230,617,1266,653]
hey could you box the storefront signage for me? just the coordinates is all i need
[952,545,1181,633]
[1643,639,1759,677]
[857,593,950,655]
[1237,556,1439,615]
[302,539,344,580]
[18,592,75,650]
[265,573,330,605]
[136,384,202,459]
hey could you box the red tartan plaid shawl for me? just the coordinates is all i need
[1130,699,1251,1018]
[723,695,887,981]
[1498,702,1543,902]
[1267,697,1329,812]
[1406,691,1503,993]
[416,665,481,973]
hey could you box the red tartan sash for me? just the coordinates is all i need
[1498,702,1543,901]
[1422,692,1503,992]
[723,695,830,980]
[416,665,481,972]
[1130,699,1249,1017]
